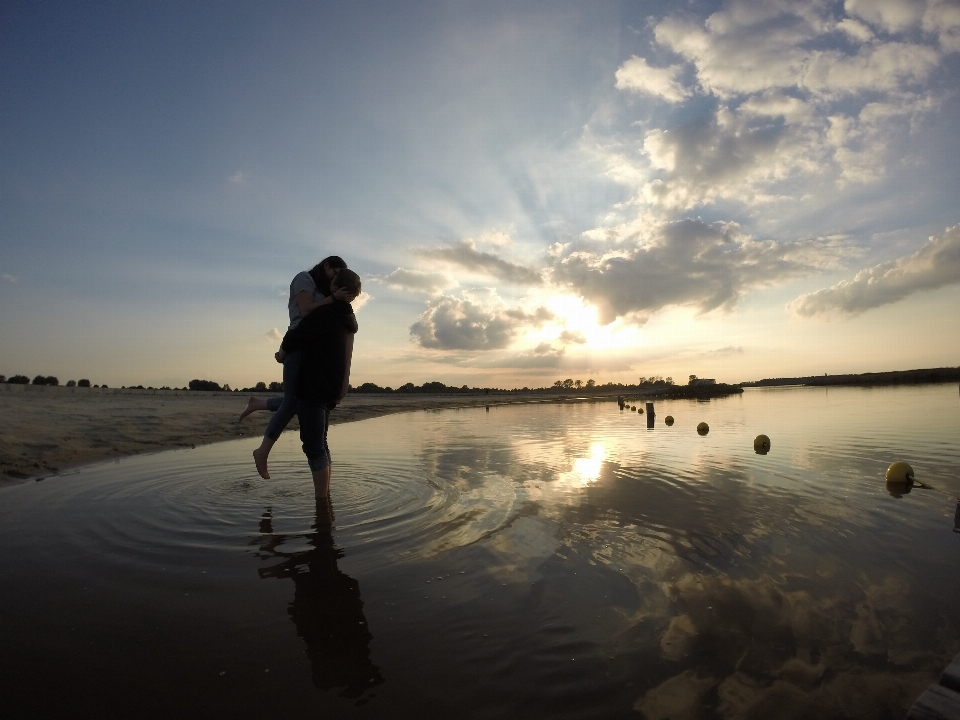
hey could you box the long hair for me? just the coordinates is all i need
[308,256,348,295]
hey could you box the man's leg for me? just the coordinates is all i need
[299,400,332,499]
[311,465,331,499]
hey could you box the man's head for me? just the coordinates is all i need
[332,268,361,298]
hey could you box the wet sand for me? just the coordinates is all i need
[0,384,609,482]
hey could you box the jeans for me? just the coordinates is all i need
[297,399,331,471]
[264,350,301,441]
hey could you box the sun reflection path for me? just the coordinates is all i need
[566,443,606,486]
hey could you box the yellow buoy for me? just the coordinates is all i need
[664,415,674,426]
[754,434,771,454]
[697,422,709,436]
[885,461,914,484]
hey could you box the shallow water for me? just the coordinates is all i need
[2,385,959,719]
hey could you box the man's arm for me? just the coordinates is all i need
[338,333,355,402]
[296,288,360,318]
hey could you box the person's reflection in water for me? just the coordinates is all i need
[255,500,384,701]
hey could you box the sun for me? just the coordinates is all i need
[529,294,642,351]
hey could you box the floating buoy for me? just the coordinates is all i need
[638,407,644,414]
[754,434,771,454]
[630,406,636,411]
[885,461,914,484]
[664,415,674,426]
[697,422,709,436]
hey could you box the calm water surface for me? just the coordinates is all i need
[2,385,959,719]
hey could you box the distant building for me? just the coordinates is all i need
[691,378,716,386]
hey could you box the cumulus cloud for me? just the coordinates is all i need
[352,291,371,311]
[614,55,691,102]
[836,17,875,42]
[378,267,456,294]
[846,0,924,34]
[558,330,587,345]
[789,225,960,316]
[265,328,283,341]
[597,0,952,213]
[2,273,17,283]
[703,345,745,356]
[923,0,960,52]
[416,239,542,285]
[640,104,823,209]
[552,219,847,325]
[409,295,554,351]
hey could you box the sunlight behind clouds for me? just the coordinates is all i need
[4,0,960,389]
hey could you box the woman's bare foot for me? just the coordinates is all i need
[253,447,270,479]
[239,396,269,422]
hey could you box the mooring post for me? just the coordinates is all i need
[646,402,655,428]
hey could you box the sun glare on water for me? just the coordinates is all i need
[565,443,606,486]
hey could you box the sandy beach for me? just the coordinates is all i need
[0,384,612,483]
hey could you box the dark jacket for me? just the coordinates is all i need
[281,302,358,407]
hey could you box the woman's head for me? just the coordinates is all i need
[332,268,362,298]
[308,256,348,293]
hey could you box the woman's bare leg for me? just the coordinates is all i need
[253,437,275,479]
[239,396,270,422]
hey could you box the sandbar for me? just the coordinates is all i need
[0,385,608,483]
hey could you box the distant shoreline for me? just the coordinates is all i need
[740,366,960,388]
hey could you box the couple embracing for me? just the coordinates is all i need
[240,256,361,500]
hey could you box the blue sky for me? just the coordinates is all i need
[2,0,959,389]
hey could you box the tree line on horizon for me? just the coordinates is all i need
[2,375,101,387]
[1,374,686,393]
[8,367,958,393]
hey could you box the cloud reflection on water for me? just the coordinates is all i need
[377,390,960,717]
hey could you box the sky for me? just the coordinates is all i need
[2,0,959,389]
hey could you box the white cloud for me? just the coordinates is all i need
[552,219,848,325]
[803,42,940,95]
[416,239,542,285]
[846,0,924,33]
[265,328,283,341]
[651,2,943,100]
[352,291,371,311]
[478,230,513,248]
[603,0,949,213]
[2,273,17,283]
[924,0,960,52]
[638,104,826,209]
[789,225,960,316]
[378,267,457,294]
[703,345,745,356]
[558,329,587,345]
[409,295,553,351]
[836,17,875,42]
[614,55,691,102]
[228,171,244,184]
